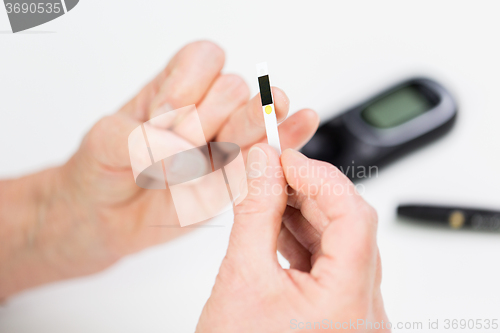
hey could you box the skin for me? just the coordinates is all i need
[0,40,389,331]
[0,41,320,298]
[196,146,389,333]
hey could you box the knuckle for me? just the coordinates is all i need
[165,84,192,107]
[308,238,322,255]
[234,194,284,229]
[234,195,269,217]
[94,115,116,133]
[86,115,117,149]
[216,74,250,102]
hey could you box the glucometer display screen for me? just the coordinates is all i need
[258,75,273,106]
[361,85,432,129]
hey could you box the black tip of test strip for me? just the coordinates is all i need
[258,75,273,106]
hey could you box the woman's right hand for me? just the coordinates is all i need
[196,145,389,332]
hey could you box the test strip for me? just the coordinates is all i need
[256,62,281,154]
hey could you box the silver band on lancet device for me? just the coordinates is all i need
[256,62,282,154]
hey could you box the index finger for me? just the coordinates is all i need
[216,87,289,148]
[281,149,372,232]
[280,149,378,286]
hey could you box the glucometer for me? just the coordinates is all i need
[301,78,457,180]
[256,62,281,154]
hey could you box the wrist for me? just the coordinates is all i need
[0,167,68,298]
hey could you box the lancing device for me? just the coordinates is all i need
[398,204,500,231]
[256,62,281,154]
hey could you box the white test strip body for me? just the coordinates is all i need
[256,62,281,155]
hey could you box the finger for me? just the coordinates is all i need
[314,206,378,292]
[281,149,364,234]
[148,41,225,117]
[277,224,312,272]
[281,205,322,264]
[375,249,382,289]
[118,41,225,121]
[75,114,143,202]
[238,109,319,162]
[228,144,287,267]
[84,113,200,183]
[175,74,250,141]
[280,149,379,288]
[372,250,387,320]
[255,109,319,151]
[216,87,289,147]
[138,122,204,182]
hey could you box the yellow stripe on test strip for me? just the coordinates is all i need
[256,62,281,154]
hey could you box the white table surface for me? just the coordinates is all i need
[1,1,500,332]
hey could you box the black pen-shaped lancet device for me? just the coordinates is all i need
[256,62,281,154]
[398,204,500,231]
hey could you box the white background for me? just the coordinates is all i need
[1,1,500,332]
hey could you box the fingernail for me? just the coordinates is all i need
[246,147,268,179]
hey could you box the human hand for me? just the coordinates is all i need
[0,41,319,297]
[196,145,388,332]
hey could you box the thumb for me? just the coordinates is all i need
[228,144,287,266]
